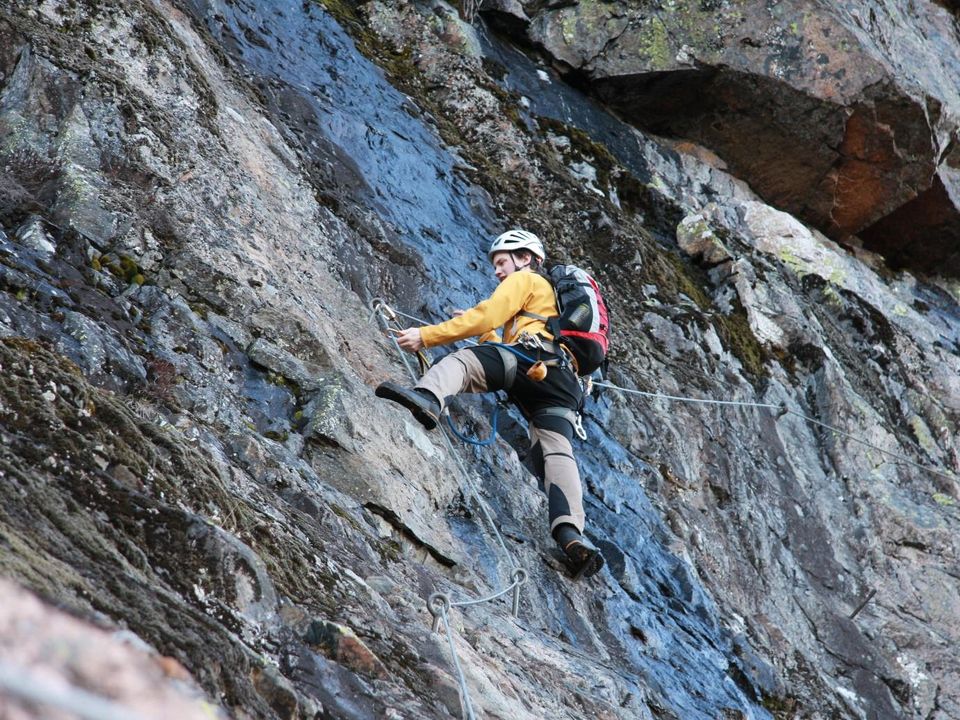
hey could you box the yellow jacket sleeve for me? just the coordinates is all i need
[419,272,556,348]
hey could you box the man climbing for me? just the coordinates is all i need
[376,229,604,579]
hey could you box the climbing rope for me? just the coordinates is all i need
[445,405,500,446]
[373,299,527,720]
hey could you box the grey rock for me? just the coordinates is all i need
[252,663,301,720]
[247,337,326,393]
[57,309,148,387]
[517,0,960,276]
[480,0,531,33]
[187,518,279,627]
[15,215,56,256]
[364,575,397,597]
[676,212,731,266]
[301,374,356,450]
[0,1,958,720]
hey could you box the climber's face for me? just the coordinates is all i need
[491,251,532,283]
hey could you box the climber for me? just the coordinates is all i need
[376,229,604,580]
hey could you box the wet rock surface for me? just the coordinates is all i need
[505,0,960,277]
[0,1,958,719]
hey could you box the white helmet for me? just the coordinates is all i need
[488,229,546,261]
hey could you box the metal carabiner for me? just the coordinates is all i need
[372,298,399,323]
[581,375,593,397]
[572,412,587,441]
[516,331,545,352]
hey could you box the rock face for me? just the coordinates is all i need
[510,0,960,276]
[1,1,959,720]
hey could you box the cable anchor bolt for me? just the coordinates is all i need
[510,568,527,618]
[427,592,451,633]
[371,298,398,322]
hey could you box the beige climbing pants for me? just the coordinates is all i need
[416,347,586,533]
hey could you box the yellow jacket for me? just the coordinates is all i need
[419,271,557,348]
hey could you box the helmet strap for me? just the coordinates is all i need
[510,251,532,272]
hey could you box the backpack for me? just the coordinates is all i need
[543,264,610,376]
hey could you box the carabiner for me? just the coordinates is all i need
[572,413,587,441]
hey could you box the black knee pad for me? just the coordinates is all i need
[524,441,545,486]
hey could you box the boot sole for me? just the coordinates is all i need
[570,548,605,581]
[375,382,439,430]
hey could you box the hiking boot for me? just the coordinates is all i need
[375,382,441,430]
[563,541,605,580]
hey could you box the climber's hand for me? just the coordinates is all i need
[393,327,424,353]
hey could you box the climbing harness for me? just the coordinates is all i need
[515,330,577,377]
[534,406,587,441]
[450,336,587,443]
[491,343,520,388]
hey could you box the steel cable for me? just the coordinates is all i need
[437,603,477,720]
[594,381,957,482]
[385,303,953,481]
[373,301,528,720]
